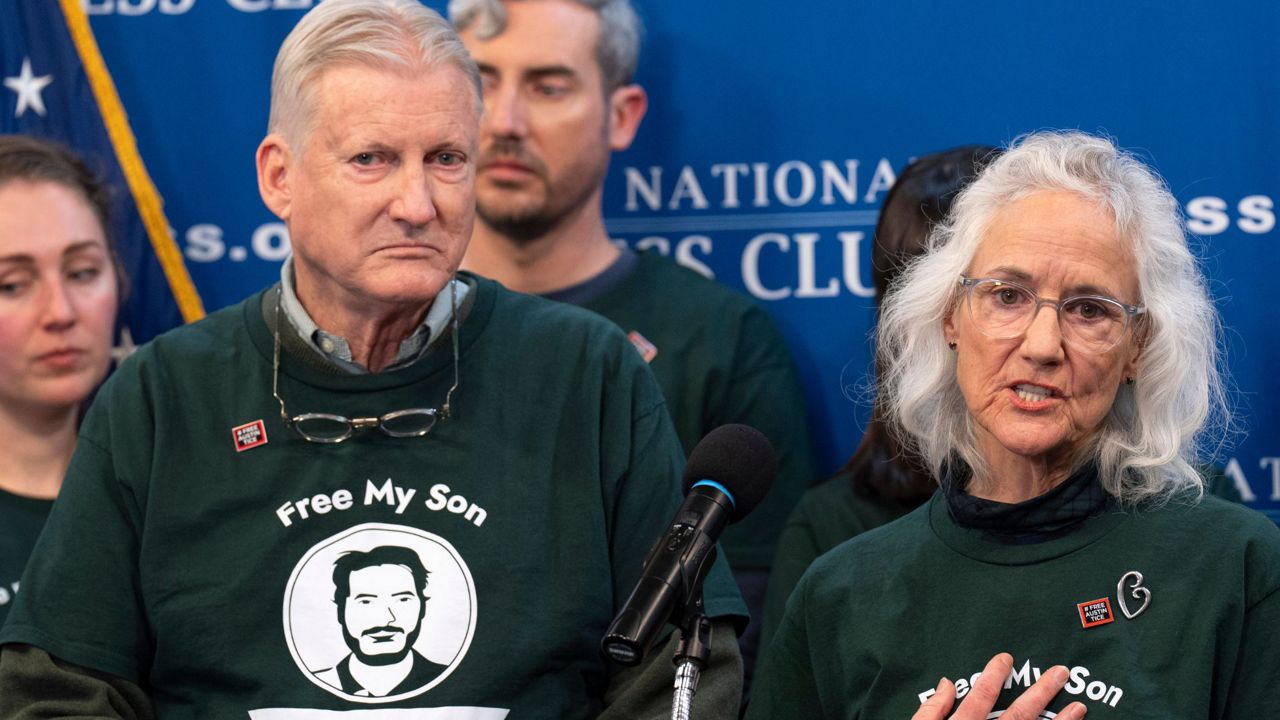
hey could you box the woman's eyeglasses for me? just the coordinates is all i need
[957,276,1145,353]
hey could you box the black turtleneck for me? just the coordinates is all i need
[941,462,1111,545]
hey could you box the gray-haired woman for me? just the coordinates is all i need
[748,131,1279,719]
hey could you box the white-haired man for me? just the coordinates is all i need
[449,0,816,680]
[0,1,744,715]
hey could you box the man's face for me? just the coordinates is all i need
[340,564,426,665]
[460,0,638,240]
[258,62,479,313]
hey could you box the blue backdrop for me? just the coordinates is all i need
[10,0,1275,521]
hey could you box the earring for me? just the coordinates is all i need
[1125,377,1134,385]
[948,341,957,351]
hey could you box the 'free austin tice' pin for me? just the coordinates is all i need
[627,330,659,364]
[1076,597,1115,629]
[232,419,269,453]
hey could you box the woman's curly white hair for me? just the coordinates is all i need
[877,130,1230,505]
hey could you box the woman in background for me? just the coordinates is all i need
[0,135,119,626]
[759,145,997,651]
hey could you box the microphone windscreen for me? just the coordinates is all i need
[681,424,777,522]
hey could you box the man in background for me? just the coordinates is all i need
[449,0,816,678]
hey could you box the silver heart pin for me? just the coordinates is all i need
[1117,570,1151,619]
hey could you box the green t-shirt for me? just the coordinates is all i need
[582,251,817,570]
[748,489,1280,719]
[760,474,916,651]
[760,464,1249,655]
[0,489,54,628]
[0,276,745,717]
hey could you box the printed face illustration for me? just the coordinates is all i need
[339,563,427,665]
[289,527,474,703]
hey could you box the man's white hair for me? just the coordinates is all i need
[269,0,482,147]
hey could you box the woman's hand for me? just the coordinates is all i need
[912,653,1087,720]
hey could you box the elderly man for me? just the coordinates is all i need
[0,1,744,716]
[449,0,816,677]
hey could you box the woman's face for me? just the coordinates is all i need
[0,180,118,415]
[944,191,1143,469]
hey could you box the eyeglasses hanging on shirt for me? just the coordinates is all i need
[270,280,461,443]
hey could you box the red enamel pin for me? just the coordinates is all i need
[1076,597,1115,629]
[627,330,659,363]
[232,419,269,452]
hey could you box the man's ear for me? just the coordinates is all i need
[607,83,647,152]
[257,133,294,221]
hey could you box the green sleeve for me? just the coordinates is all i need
[714,307,818,570]
[743,573,824,717]
[605,380,745,623]
[760,499,824,654]
[0,381,153,682]
[1222,584,1280,717]
[604,400,684,613]
[601,617,743,720]
[762,479,919,653]
[598,355,748,717]
[0,644,154,719]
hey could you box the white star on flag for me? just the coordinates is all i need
[4,58,54,118]
[112,326,138,365]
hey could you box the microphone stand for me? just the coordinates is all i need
[670,593,712,720]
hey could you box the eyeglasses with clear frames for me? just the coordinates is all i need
[957,276,1145,353]
[271,280,461,443]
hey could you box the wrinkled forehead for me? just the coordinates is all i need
[301,61,481,146]
[969,190,1139,298]
[292,57,481,143]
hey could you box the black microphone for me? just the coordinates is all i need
[601,424,777,666]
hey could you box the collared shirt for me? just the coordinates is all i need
[278,258,468,374]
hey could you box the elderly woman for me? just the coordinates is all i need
[747,131,1280,719]
[0,135,119,626]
